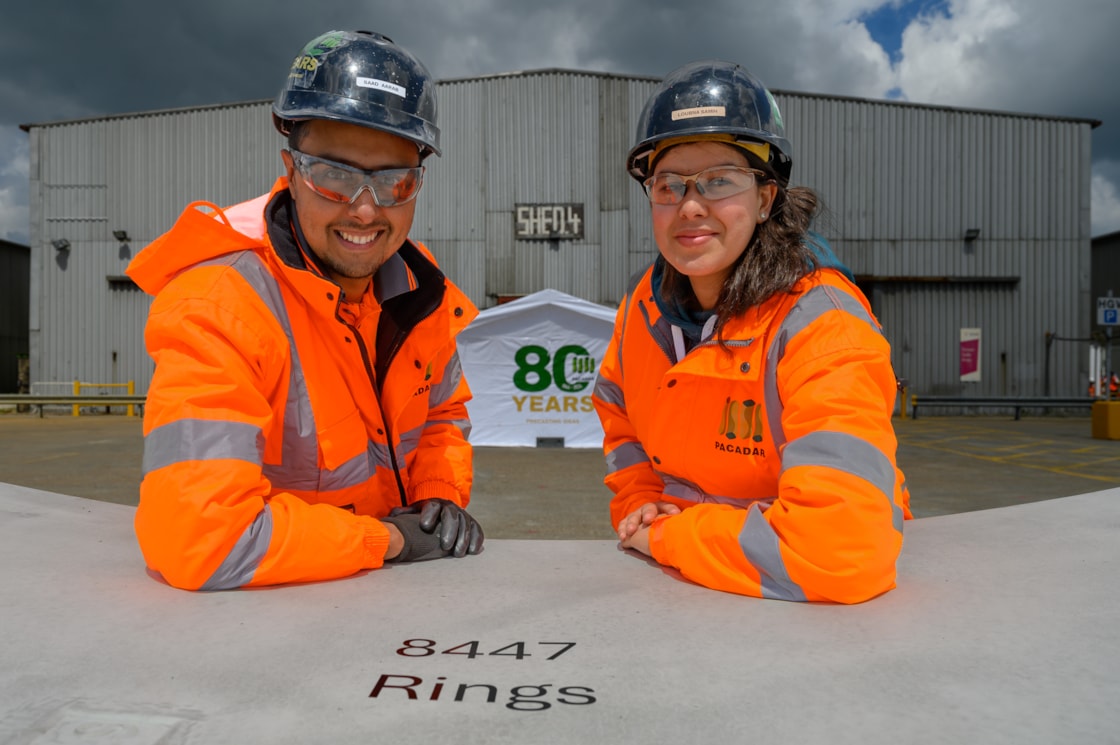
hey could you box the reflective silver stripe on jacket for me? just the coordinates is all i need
[428,351,463,407]
[144,251,376,589]
[660,471,775,510]
[737,281,898,598]
[739,503,808,601]
[638,301,678,363]
[222,250,377,492]
[220,252,320,487]
[397,422,423,461]
[200,506,274,591]
[782,429,904,533]
[593,376,625,410]
[143,418,263,474]
[605,440,650,474]
[763,284,882,450]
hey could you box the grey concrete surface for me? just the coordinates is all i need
[1,409,1119,538]
[3,483,1118,743]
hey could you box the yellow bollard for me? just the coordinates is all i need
[1091,400,1120,440]
[127,380,135,417]
[72,380,80,417]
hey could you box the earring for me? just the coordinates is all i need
[759,211,767,220]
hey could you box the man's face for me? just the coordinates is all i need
[281,119,421,299]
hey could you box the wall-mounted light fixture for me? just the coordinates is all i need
[112,230,131,242]
[51,238,71,252]
[963,228,981,242]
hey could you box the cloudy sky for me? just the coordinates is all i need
[2,0,1118,245]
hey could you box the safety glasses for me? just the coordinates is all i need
[644,166,767,205]
[288,149,425,206]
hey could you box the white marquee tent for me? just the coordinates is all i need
[457,289,617,448]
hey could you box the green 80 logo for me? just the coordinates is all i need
[513,345,597,393]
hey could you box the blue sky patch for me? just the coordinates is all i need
[861,0,952,63]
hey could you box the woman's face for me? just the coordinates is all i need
[649,142,776,310]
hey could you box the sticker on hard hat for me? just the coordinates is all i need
[291,56,319,72]
[672,106,726,121]
[357,77,407,98]
[765,90,784,129]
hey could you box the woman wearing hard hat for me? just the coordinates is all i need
[593,60,911,603]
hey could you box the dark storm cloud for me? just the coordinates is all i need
[1,0,1118,242]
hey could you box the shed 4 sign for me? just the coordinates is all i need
[514,203,585,240]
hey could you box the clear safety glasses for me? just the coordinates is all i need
[644,166,767,205]
[289,149,425,206]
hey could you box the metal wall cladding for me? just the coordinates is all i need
[34,240,152,390]
[26,74,1094,400]
[851,235,1091,401]
[413,72,661,306]
[782,94,1092,244]
[28,101,284,392]
[776,91,1093,400]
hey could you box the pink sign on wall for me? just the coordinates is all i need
[960,328,981,382]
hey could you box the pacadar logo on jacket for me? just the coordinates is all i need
[715,397,767,457]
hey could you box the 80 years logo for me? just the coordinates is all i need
[513,344,597,393]
[511,344,598,415]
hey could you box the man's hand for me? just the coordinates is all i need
[390,498,484,558]
[384,521,405,561]
[380,514,448,563]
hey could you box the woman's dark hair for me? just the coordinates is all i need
[656,152,821,338]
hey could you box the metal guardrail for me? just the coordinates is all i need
[0,395,147,418]
[909,395,1096,420]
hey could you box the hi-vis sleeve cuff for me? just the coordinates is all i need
[363,517,392,568]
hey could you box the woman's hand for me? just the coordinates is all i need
[621,524,652,555]
[616,501,681,546]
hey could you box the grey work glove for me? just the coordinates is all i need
[389,498,485,558]
[380,513,450,563]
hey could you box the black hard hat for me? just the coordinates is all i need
[272,30,441,158]
[626,60,792,184]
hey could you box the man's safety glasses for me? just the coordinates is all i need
[644,166,767,205]
[289,149,425,206]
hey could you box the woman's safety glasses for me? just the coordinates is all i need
[289,150,425,206]
[644,166,766,205]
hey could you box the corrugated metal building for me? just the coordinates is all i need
[22,69,1099,401]
[0,238,30,393]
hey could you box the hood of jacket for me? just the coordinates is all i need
[126,179,285,296]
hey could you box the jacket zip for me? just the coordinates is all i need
[343,286,445,508]
[344,320,409,507]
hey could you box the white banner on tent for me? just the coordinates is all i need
[458,289,616,448]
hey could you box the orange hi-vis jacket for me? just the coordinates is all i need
[593,264,911,604]
[126,178,477,590]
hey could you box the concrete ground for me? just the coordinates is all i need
[2,409,1119,538]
